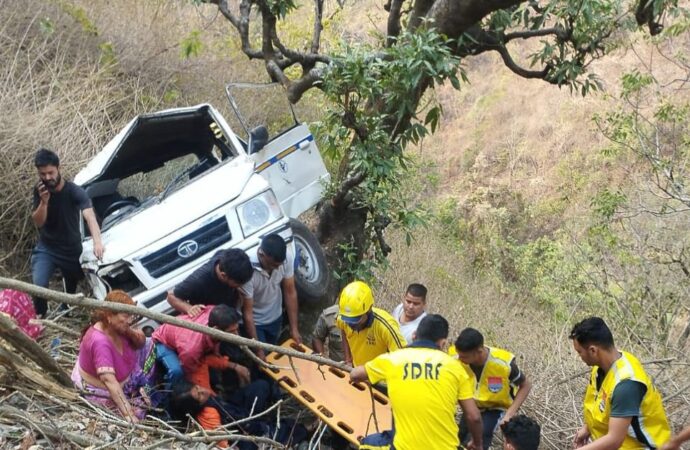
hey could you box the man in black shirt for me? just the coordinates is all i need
[501,415,540,450]
[31,148,104,317]
[167,248,253,317]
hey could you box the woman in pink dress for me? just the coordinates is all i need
[72,290,153,422]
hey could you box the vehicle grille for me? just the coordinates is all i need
[140,217,231,278]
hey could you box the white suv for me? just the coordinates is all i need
[74,86,329,327]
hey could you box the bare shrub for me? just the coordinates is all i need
[0,1,161,276]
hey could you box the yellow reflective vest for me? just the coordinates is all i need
[456,346,516,410]
[583,351,670,449]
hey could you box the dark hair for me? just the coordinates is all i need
[260,233,287,262]
[569,317,614,348]
[169,380,204,420]
[415,314,448,342]
[208,304,239,330]
[455,328,484,352]
[501,415,541,450]
[34,148,60,168]
[405,283,427,300]
[218,248,253,284]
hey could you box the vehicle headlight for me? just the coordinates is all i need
[237,190,283,237]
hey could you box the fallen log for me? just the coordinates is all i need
[0,344,77,401]
[0,312,72,387]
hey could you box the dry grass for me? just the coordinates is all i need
[69,0,268,121]
[426,33,690,226]
[0,1,156,276]
[389,34,690,448]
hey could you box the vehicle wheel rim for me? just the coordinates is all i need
[294,235,319,282]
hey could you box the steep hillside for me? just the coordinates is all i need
[1,0,689,448]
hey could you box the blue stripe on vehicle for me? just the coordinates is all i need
[255,135,313,173]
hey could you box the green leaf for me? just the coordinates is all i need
[39,17,54,35]
[180,30,203,59]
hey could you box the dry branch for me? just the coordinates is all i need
[552,357,676,386]
[33,318,81,339]
[0,405,98,447]
[0,312,72,387]
[0,345,77,401]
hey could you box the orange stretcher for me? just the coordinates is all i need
[262,339,392,445]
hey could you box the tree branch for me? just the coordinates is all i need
[504,26,568,42]
[212,0,263,59]
[311,0,324,55]
[0,406,97,447]
[635,0,664,35]
[428,0,526,40]
[0,312,72,387]
[213,0,240,29]
[332,172,367,207]
[286,68,325,103]
[496,45,553,81]
[386,0,405,46]
[408,0,436,31]
[373,216,392,257]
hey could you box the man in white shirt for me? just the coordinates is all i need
[240,234,301,360]
[392,283,428,343]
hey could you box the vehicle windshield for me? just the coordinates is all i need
[119,153,210,201]
[84,105,237,230]
[225,83,300,142]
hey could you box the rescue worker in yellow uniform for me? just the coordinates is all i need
[350,314,484,450]
[336,281,406,367]
[570,317,670,449]
[452,328,532,450]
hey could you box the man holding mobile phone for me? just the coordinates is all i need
[31,148,104,317]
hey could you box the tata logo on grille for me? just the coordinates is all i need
[177,240,199,258]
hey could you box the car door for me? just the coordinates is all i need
[225,83,329,218]
[251,124,329,218]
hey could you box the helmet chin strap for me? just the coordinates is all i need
[350,310,374,331]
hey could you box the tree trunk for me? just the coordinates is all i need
[317,200,368,287]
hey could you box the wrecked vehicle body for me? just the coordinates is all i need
[75,88,329,328]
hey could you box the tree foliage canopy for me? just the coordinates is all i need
[206,0,682,100]
[204,0,687,279]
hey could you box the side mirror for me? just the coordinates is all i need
[248,126,269,155]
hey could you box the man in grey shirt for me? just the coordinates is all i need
[241,234,301,359]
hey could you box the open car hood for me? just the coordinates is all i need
[75,104,232,186]
[81,158,260,266]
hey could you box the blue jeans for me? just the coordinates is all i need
[255,315,283,345]
[360,430,395,449]
[460,409,505,450]
[155,343,184,390]
[31,243,83,316]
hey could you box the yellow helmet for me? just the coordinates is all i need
[338,281,374,323]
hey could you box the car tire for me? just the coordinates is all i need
[290,218,329,304]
